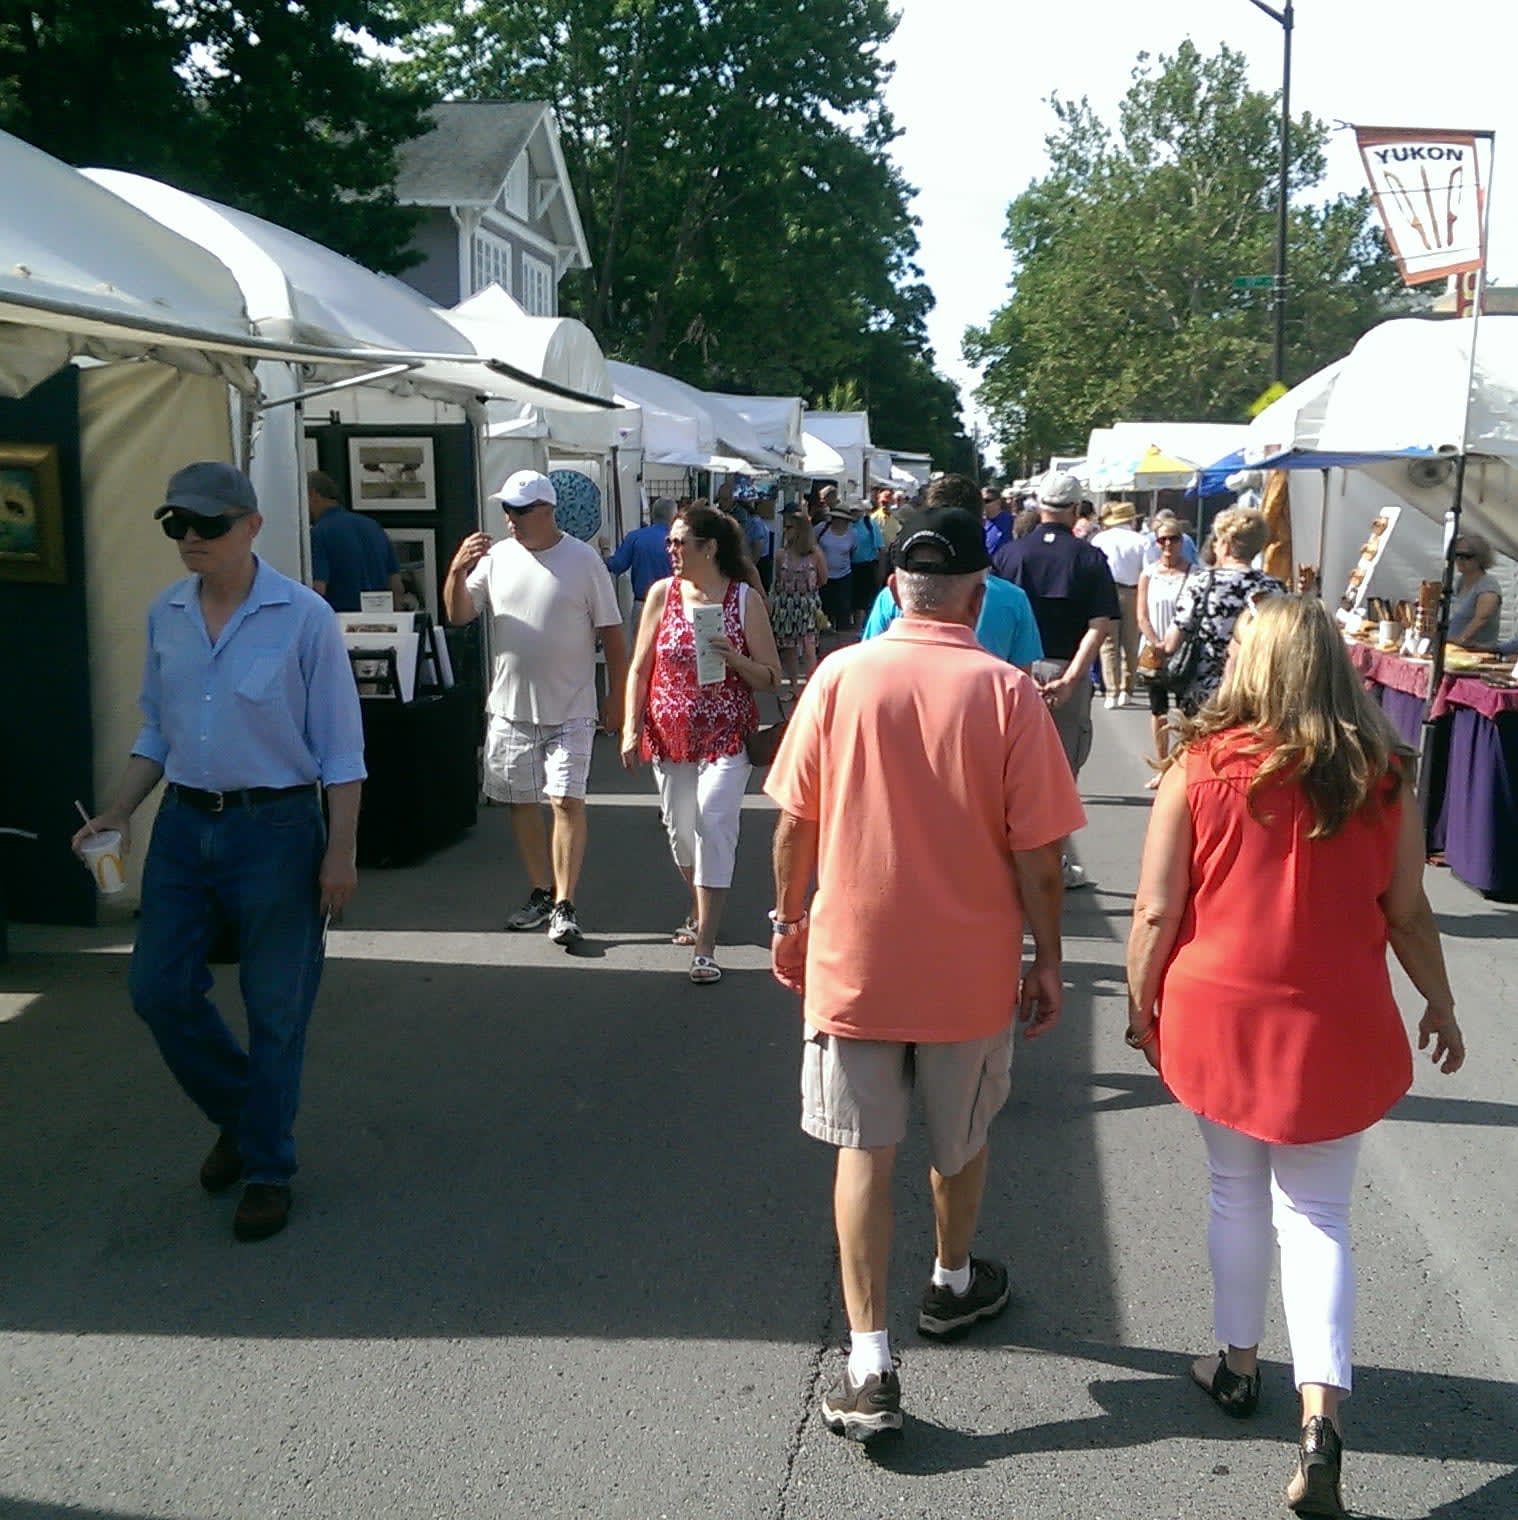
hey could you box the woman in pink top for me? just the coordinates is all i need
[1128,595,1464,1518]
[623,505,780,982]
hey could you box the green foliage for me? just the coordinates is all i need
[394,0,974,466]
[966,41,1405,470]
[1,1,430,271]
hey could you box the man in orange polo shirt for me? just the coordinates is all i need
[765,501,1084,1443]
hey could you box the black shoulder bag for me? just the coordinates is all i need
[1161,568,1215,693]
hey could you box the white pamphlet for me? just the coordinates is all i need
[359,591,395,612]
[692,603,726,686]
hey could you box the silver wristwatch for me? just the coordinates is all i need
[768,910,808,936]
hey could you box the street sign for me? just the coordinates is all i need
[1233,275,1275,290]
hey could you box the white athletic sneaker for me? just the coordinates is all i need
[1103,695,1118,710]
[548,900,582,944]
[1061,857,1091,890]
[1116,690,1130,708]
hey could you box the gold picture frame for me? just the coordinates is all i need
[0,442,66,584]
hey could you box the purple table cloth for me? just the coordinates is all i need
[1438,707,1518,900]
[1377,685,1428,750]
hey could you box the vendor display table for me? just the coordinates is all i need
[1345,641,1518,899]
[357,686,479,867]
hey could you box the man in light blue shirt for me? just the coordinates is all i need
[862,479,1043,672]
[74,462,365,1244]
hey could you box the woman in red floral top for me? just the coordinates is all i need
[623,505,782,982]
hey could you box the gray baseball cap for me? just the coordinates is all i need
[154,461,259,519]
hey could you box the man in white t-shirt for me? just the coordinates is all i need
[1089,499,1147,708]
[444,470,627,945]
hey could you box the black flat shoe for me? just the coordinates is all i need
[1192,1350,1260,1418]
[1287,1415,1346,1517]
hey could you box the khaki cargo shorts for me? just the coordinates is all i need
[800,1025,1015,1178]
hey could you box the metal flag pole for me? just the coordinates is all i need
[1419,130,1497,812]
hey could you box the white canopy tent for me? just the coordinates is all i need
[1249,318,1518,604]
[801,431,847,480]
[804,412,873,499]
[710,393,805,471]
[1082,421,1250,493]
[607,361,787,474]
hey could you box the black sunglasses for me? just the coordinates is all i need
[1454,550,1477,560]
[501,499,547,515]
[160,509,246,541]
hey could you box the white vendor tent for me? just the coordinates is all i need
[801,431,847,480]
[1249,317,1518,603]
[890,451,933,490]
[804,412,873,499]
[711,393,806,471]
[607,361,787,474]
[1082,421,1250,493]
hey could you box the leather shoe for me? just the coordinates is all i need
[199,1132,243,1193]
[233,1183,292,1242]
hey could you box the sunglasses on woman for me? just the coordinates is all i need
[159,509,248,541]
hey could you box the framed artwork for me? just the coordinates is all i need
[385,527,438,622]
[347,435,438,512]
[302,433,320,479]
[0,442,66,584]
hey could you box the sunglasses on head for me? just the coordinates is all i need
[160,509,246,541]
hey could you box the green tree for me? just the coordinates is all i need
[965,41,1404,470]
[1,1,430,271]
[395,0,974,463]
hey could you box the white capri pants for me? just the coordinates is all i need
[1198,1115,1364,1393]
[652,752,751,889]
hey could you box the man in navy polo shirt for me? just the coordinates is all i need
[308,470,405,612]
[991,469,1118,888]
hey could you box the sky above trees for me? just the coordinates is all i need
[882,0,1517,429]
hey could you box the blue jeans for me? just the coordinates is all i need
[129,789,327,1185]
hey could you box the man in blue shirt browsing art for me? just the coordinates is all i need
[73,463,366,1244]
[308,469,405,612]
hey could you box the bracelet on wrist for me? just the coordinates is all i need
[768,909,808,936]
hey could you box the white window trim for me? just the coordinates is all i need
[470,227,513,298]
[522,252,555,317]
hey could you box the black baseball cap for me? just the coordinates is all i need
[892,506,991,575]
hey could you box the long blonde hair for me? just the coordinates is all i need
[1174,594,1412,838]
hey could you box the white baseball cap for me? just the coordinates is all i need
[490,469,557,510]
[1038,470,1084,508]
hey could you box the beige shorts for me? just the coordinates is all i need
[800,1025,1014,1177]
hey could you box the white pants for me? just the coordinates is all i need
[652,752,751,889]
[1197,1115,1363,1393]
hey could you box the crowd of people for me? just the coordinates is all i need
[72,457,1468,1520]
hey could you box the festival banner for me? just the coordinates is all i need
[1354,127,1491,286]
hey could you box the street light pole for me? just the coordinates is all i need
[1247,0,1294,387]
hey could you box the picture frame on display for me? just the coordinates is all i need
[0,441,66,584]
[385,526,438,621]
[348,435,438,512]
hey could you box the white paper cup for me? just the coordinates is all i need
[1379,619,1400,646]
[79,829,126,895]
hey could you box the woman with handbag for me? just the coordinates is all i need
[622,505,782,983]
[1127,595,1464,1518]
[1136,525,1191,787]
[1162,508,1283,715]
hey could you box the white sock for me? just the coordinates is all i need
[932,1258,972,1296]
[847,1329,892,1383]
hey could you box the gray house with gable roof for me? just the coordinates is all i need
[393,101,591,316]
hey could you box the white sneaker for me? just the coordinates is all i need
[548,900,582,944]
[1061,857,1091,890]
[1116,690,1130,708]
[1103,695,1118,710]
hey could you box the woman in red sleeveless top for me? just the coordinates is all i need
[622,505,780,982]
[1127,595,1464,1519]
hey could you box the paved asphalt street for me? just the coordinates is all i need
[3,698,1517,1520]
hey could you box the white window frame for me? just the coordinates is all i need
[471,229,513,297]
[522,252,554,317]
